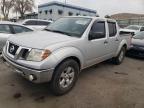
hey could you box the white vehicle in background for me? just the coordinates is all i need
[0,21,34,53]
[20,19,53,30]
[120,25,144,36]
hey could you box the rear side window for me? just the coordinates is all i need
[108,22,117,37]
[37,21,50,26]
[12,25,33,34]
[0,24,11,34]
[24,20,37,25]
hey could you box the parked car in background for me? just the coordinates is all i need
[20,19,53,30]
[2,16,131,95]
[127,31,144,57]
[0,21,34,53]
[120,25,144,36]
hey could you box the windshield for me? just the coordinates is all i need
[45,17,92,37]
[133,32,144,39]
[125,25,140,30]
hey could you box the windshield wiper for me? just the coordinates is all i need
[44,29,71,36]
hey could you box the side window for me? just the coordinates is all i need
[22,27,33,32]
[140,27,144,31]
[89,21,106,40]
[37,21,50,26]
[12,25,32,34]
[108,22,117,37]
[68,12,73,16]
[58,10,63,15]
[45,10,48,14]
[0,24,11,34]
[24,20,37,25]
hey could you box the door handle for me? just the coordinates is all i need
[104,40,108,44]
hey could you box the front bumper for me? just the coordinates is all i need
[1,52,54,83]
[127,46,144,58]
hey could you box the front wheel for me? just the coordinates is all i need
[50,59,79,96]
[112,46,126,65]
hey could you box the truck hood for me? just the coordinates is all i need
[8,31,77,49]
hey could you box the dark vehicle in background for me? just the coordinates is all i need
[127,31,144,58]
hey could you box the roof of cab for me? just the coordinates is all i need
[63,16,116,22]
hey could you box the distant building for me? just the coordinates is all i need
[111,13,144,20]
[111,13,144,27]
[38,1,97,21]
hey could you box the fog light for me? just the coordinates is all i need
[28,75,36,81]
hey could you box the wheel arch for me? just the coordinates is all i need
[51,47,85,70]
[115,40,128,57]
[54,56,81,72]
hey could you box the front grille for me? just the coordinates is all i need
[20,48,29,59]
[8,43,19,56]
[7,42,30,60]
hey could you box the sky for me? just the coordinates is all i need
[36,0,144,17]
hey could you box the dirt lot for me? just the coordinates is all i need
[0,57,144,108]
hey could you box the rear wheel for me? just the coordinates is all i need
[50,59,79,96]
[112,46,126,65]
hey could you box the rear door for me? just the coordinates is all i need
[107,21,120,55]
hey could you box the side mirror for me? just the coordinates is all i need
[23,23,26,25]
[89,31,105,40]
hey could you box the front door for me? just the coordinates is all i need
[85,21,110,66]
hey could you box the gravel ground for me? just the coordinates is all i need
[0,57,144,108]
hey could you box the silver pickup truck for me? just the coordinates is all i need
[2,16,131,95]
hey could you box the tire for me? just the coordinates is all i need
[50,59,79,96]
[112,46,126,65]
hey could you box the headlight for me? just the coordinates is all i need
[26,49,51,62]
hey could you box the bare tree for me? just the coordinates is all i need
[13,0,35,19]
[0,0,15,20]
